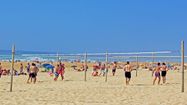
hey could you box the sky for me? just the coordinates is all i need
[0,0,187,54]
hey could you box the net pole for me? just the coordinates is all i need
[105,51,108,82]
[10,44,15,92]
[181,41,185,93]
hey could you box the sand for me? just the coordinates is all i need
[0,62,187,105]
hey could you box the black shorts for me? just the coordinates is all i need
[161,71,167,77]
[112,69,116,73]
[125,72,131,79]
[29,73,36,78]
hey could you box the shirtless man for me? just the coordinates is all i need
[153,63,161,85]
[54,64,60,81]
[124,61,132,85]
[161,63,168,84]
[27,63,39,84]
[112,62,117,76]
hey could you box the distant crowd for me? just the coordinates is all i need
[0,61,173,85]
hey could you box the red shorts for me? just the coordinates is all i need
[58,70,65,75]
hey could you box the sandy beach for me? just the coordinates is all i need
[0,62,187,105]
[1,0,187,104]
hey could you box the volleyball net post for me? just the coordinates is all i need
[10,44,15,92]
[181,41,185,93]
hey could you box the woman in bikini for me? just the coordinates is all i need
[153,63,161,85]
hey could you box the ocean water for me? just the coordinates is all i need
[0,50,186,63]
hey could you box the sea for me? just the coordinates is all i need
[0,50,186,63]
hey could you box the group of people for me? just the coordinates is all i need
[72,63,88,72]
[27,63,39,84]
[0,62,39,84]
[153,62,168,85]
[0,61,169,86]
[0,63,10,77]
[90,61,169,86]
[92,62,118,77]
[91,61,133,85]
[89,61,133,85]
[121,61,168,85]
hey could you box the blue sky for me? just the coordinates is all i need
[0,0,186,53]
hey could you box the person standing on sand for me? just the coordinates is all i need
[161,63,168,84]
[19,63,24,75]
[112,62,117,76]
[27,63,39,84]
[0,63,2,78]
[153,63,161,85]
[59,62,65,80]
[26,63,30,74]
[54,64,60,81]
[124,61,132,85]
[27,64,32,83]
